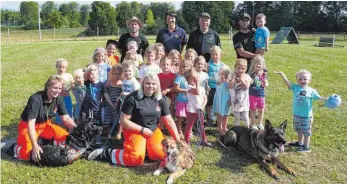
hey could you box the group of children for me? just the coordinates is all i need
[50,12,328,153]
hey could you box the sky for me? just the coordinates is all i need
[0,1,184,11]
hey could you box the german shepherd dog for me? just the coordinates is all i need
[31,121,102,167]
[153,138,195,184]
[221,119,296,179]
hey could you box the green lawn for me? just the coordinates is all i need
[1,40,347,183]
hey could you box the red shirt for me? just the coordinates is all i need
[158,72,176,98]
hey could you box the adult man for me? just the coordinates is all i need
[118,17,149,62]
[156,11,188,54]
[232,13,263,72]
[187,12,221,62]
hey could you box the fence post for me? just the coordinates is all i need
[31,31,33,42]
[97,27,99,40]
[54,27,55,40]
[74,32,76,40]
[344,32,346,41]
[7,28,10,43]
[297,31,300,40]
[314,31,316,40]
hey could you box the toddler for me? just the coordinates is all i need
[158,57,176,117]
[127,41,144,67]
[138,46,162,81]
[194,56,209,94]
[72,68,86,124]
[167,49,181,74]
[93,47,111,83]
[154,42,165,65]
[106,40,120,66]
[255,13,270,53]
[185,48,197,63]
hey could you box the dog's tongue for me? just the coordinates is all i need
[279,144,284,153]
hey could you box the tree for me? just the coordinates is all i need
[88,1,117,36]
[79,4,90,27]
[20,1,38,29]
[58,2,81,28]
[1,10,22,26]
[44,10,66,28]
[149,2,175,20]
[40,1,56,22]
[145,9,155,29]
[115,1,132,28]
[131,1,143,20]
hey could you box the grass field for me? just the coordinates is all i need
[1,39,347,184]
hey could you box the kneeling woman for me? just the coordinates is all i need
[13,75,76,162]
[88,73,180,166]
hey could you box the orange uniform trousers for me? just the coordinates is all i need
[111,127,165,167]
[14,120,69,160]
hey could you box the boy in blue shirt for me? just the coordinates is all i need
[255,14,270,53]
[275,70,327,153]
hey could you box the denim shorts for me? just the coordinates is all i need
[293,115,313,136]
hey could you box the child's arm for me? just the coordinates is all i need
[274,71,291,89]
[174,83,188,94]
[103,84,115,108]
[229,72,237,89]
[239,74,251,89]
[265,36,269,52]
[201,92,207,109]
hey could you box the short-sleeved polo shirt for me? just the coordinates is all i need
[21,91,67,123]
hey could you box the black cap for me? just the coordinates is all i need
[241,13,251,20]
[200,12,211,19]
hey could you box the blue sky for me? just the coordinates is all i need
[1,1,184,11]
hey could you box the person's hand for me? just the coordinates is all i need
[142,127,153,137]
[31,145,43,162]
[162,89,169,96]
[274,71,283,75]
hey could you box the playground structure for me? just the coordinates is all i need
[314,35,344,48]
[271,27,299,44]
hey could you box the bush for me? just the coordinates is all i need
[23,21,38,30]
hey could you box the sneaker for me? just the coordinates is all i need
[88,147,104,160]
[95,135,102,145]
[297,146,311,153]
[257,124,264,130]
[67,148,87,163]
[250,125,259,130]
[288,141,303,147]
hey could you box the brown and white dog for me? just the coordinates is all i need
[153,138,195,184]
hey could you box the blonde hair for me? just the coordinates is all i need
[85,63,99,73]
[183,68,195,81]
[92,47,108,63]
[185,48,197,59]
[256,13,266,20]
[73,68,84,78]
[125,50,137,59]
[194,56,207,70]
[247,55,266,75]
[234,59,247,69]
[137,73,162,100]
[56,58,68,68]
[154,42,164,50]
[145,46,156,55]
[111,64,123,74]
[218,65,231,82]
[180,59,193,73]
[127,41,138,50]
[160,57,172,66]
[167,49,181,67]
[210,45,222,54]
[44,74,64,91]
[296,69,312,80]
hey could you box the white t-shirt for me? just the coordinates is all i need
[138,64,162,79]
[196,71,209,92]
[230,74,252,112]
[122,78,140,94]
[186,85,205,113]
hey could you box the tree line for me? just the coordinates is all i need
[1,1,346,34]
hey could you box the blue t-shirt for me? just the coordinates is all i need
[290,83,321,117]
[249,72,266,97]
[207,60,225,89]
[255,27,270,49]
[174,75,188,103]
[156,26,188,54]
[98,63,111,83]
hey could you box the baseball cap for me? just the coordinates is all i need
[200,12,211,19]
[241,13,251,20]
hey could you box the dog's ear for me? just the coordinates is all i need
[265,119,272,131]
[162,138,168,146]
[279,120,288,133]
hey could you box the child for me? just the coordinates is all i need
[247,56,268,130]
[106,40,120,66]
[154,43,165,65]
[138,46,162,81]
[121,61,140,96]
[103,65,123,140]
[183,68,211,146]
[174,59,192,136]
[274,70,327,153]
[72,68,86,124]
[213,66,232,135]
[124,51,140,79]
[229,59,252,128]
[206,46,225,126]
[127,41,144,67]
[255,14,270,53]
[185,48,197,63]
[55,58,74,125]
[93,47,111,83]
[158,57,176,117]
[167,49,181,74]
[194,56,209,93]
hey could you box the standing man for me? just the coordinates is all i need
[118,17,149,62]
[232,13,263,72]
[187,12,221,62]
[156,11,188,54]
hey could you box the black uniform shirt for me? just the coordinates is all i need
[118,33,149,62]
[121,91,170,131]
[21,91,67,123]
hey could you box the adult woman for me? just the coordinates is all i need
[12,75,76,162]
[88,73,180,166]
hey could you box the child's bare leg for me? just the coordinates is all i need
[233,112,240,126]
[206,106,212,122]
[222,116,228,132]
[176,117,183,133]
[257,109,264,125]
[250,109,257,127]
[242,111,250,128]
[216,114,223,135]
[297,132,304,144]
[304,136,310,147]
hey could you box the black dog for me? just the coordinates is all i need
[221,119,296,179]
[31,121,102,167]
